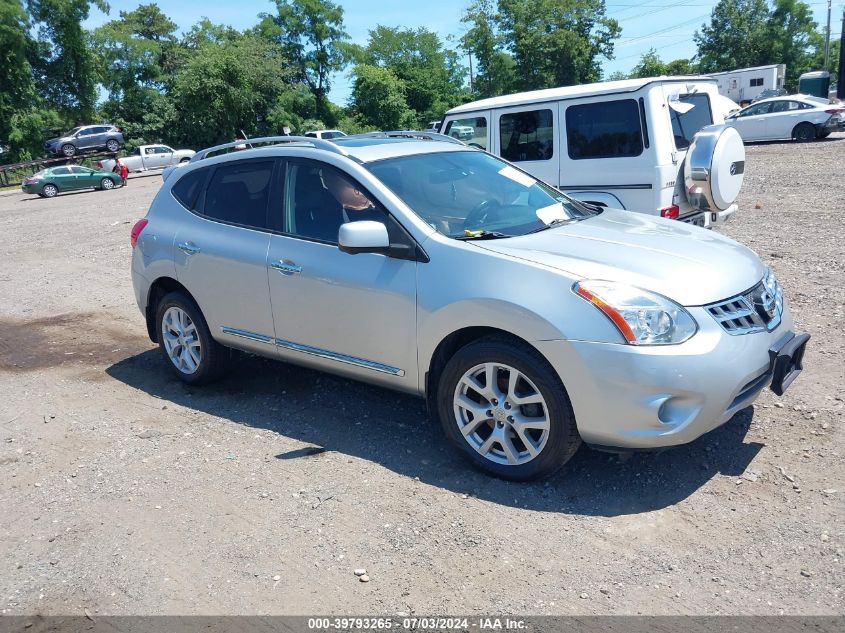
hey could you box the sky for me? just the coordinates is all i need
[83,0,844,105]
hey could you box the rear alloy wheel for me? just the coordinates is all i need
[100,177,115,190]
[42,184,58,198]
[155,291,229,385]
[61,143,76,157]
[793,122,816,143]
[437,338,580,480]
[105,139,120,152]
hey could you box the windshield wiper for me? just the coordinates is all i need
[526,218,578,234]
[454,230,511,240]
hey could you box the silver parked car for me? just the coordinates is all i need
[130,135,809,479]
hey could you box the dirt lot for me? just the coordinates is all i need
[1,137,843,617]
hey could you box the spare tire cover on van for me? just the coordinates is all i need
[683,124,745,211]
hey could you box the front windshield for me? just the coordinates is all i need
[367,151,597,238]
[67,127,82,136]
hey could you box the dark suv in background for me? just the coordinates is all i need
[44,124,125,157]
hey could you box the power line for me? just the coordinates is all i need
[615,13,711,48]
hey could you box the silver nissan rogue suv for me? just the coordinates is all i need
[130,135,808,480]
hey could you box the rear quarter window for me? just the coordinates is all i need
[171,168,209,211]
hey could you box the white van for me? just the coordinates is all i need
[441,76,746,228]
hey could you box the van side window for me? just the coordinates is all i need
[444,117,487,149]
[499,109,553,162]
[566,100,643,160]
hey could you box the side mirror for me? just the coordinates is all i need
[338,221,390,255]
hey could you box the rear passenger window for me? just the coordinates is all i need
[499,109,553,162]
[200,160,273,229]
[171,169,209,211]
[566,99,643,159]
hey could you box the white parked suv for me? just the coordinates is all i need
[441,77,746,228]
[131,135,808,480]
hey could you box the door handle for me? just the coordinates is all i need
[177,241,201,255]
[270,259,301,276]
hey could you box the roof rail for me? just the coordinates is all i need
[347,130,466,145]
[190,135,349,163]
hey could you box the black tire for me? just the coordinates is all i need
[793,122,816,143]
[154,291,230,385]
[42,184,58,198]
[179,157,190,163]
[100,177,115,190]
[436,336,581,480]
[105,139,120,152]
[61,143,76,157]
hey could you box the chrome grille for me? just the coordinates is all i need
[706,280,783,335]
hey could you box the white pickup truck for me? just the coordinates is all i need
[96,144,195,173]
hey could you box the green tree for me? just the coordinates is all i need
[630,49,667,78]
[356,26,467,122]
[461,0,620,95]
[461,0,518,98]
[167,31,293,147]
[694,0,818,88]
[0,0,37,151]
[350,64,417,130]
[91,4,178,122]
[262,0,350,123]
[629,49,694,78]
[26,0,109,121]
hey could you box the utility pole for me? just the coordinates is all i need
[824,0,831,70]
[839,9,845,99]
[468,51,474,94]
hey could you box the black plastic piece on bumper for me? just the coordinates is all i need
[769,332,810,397]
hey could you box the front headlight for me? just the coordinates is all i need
[762,267,784,315]
[573,281,698,345]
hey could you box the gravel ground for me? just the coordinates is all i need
[0,137,843,616]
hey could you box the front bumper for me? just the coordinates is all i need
[534,303,806,450]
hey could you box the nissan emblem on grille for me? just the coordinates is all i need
[707,281,782,335]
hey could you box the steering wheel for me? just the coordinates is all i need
[464,199,498,231]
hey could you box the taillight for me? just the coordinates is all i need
[95,161,102,169]
[824,108,844,115]
[130,219,148,249]
[660,205,680,219]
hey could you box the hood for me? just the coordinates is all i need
[45,135,71,145]
[474,209,763,306]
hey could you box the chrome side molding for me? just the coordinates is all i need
[220,327,404,377]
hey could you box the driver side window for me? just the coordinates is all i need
[283,161,387,243]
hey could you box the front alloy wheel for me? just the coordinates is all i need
[454,362,550,466]
[437,337,580,480]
